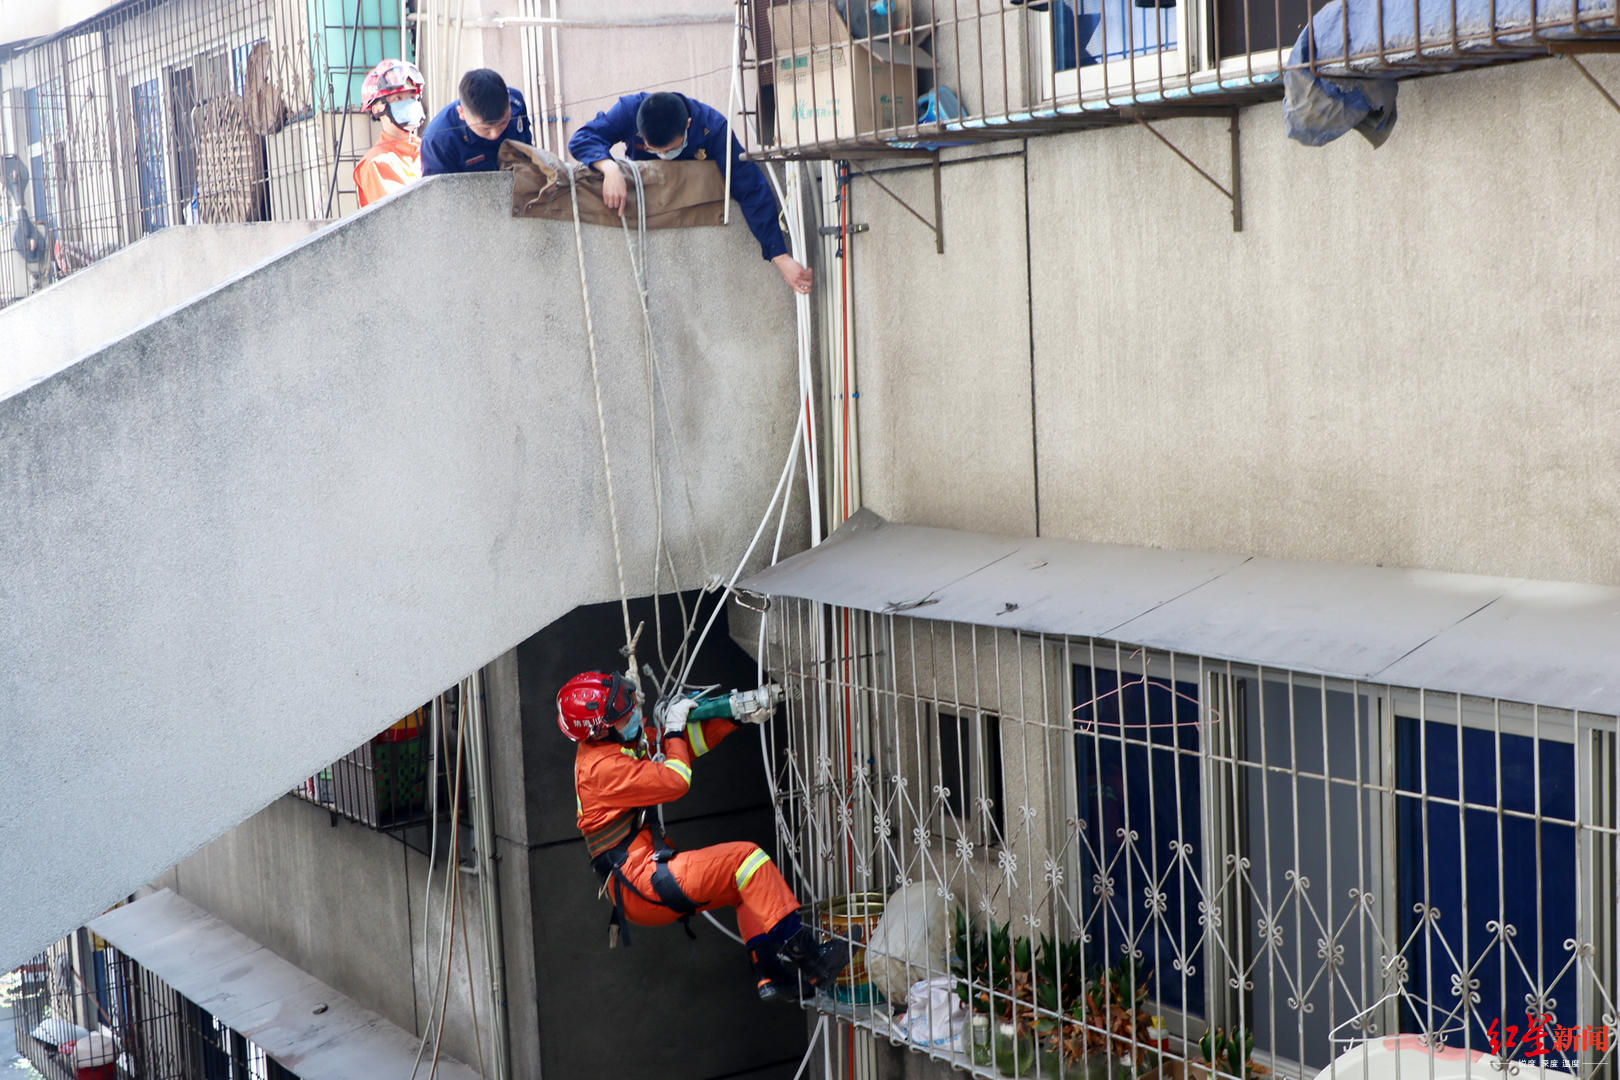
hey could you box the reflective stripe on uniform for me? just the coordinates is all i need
[735,848,771,890]
[689,722,710,757]
[664,759,692,785]
[583,812,637,857]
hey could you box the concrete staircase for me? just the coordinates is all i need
[0,172,800,969]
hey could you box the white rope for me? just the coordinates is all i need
[565,162,637,668]
[613,155,723,702]
[795,1015,831,1080]
[702,910,746,945]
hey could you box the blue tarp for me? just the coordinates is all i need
[1284,0,1620,144]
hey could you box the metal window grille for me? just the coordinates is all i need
[737,0,1620,159]
[8,931,299,1080]
[0,0,409,308]
[291,688,460,830]
[763,596,1619,1079]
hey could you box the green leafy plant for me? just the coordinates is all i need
[952,911,1033,1016]
[1197,1027,1266,1080]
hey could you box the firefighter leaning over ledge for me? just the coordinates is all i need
[557,671,847,1002]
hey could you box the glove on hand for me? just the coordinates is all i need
[663,697,697,735]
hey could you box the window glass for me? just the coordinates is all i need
[1074,665,1205,1015]
[937,709,1005,843]
[1395,717,1578,1037]
[1236,677,1373,1071]
[1053,0,1177,72]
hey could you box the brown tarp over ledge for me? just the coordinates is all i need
[500,142,728,229]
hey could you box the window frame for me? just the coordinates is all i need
[930,704,1008,850]
[1042,0,1201,104]
[1053,645,1615,1074]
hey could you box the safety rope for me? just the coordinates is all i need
[565,163,638,684]
[613,156,717,702]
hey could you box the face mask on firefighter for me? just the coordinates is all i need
[618,707,642,741]
[388,98,426,132]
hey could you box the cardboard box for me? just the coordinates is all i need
[769,1,931,146]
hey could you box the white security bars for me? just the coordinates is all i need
[763,597,1618,1079]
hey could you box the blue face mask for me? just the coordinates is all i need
[618,709,642,741]
[651,135,687,161]
[387,98,426,133]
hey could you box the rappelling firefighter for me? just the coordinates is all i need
[557,670,847,1002]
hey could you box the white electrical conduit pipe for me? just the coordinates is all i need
[410,699,467,1080]
[467,671,510,1080]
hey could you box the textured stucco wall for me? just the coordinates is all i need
[0,0,119,43]
[850,55,1620,586]
[0,170,800,970]
[0,222,323,395]
[146,648,541,1080]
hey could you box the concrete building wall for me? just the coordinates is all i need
[848,54,1620,586]
[0,221,321,394]
[0,170,801,970]
[148,650,542,1079]
[0,0,120,43]
[155,590,810,1080]
[516,594,808,1080]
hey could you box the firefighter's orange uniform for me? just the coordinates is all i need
[575,715,798,942]
[353,133,422,208]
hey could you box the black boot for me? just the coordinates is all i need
[750,944,809,1004]
[777,926,849,989]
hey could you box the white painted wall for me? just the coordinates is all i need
[0,0,121,45]
[849,54,1620,586]
[0,170,802,970]
[0,222,322,395]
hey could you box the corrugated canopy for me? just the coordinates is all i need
[741,510,1620,716]
[89,891,480,1080]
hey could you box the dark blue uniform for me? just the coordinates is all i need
[421,87,534,175]
[569,93,788,263]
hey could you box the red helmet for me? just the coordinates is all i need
[361,59,424,112]
[557,671,638,742]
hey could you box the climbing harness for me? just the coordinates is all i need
[584,803,701,948]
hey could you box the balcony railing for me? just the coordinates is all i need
[0,0,402,308]
[742,0,1620,158]
[762,598,1620,1079]
[8,932,296,1080]
[292,690,458,830]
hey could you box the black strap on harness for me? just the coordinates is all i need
[585,808,699,947]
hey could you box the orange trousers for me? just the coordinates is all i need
[614,832,798,941]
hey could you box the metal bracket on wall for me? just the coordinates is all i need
[1119,106,1244,232]
[847,152,946,254]
[1547,42,1620,115]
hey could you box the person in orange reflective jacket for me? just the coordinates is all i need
[558,670,847,1002]
[353,59,426,208]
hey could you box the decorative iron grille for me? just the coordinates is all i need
[763,597,1619,1079]
[9,930,297,1080]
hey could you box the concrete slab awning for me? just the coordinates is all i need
[741,510,1620,716]
[88,890,480,1080]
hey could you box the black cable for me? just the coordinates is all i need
[321,0,367,218]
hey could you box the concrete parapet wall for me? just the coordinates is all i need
[0,171,800,969]
[1,221,324,395]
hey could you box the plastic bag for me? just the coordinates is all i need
[863,880,951,1003]
[898,975,966,1048]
